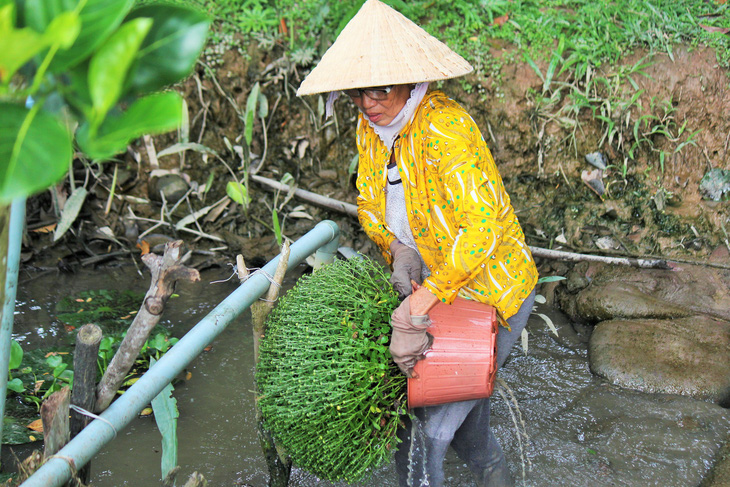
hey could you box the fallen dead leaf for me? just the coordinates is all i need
[45,352,69,357]
[137,240,151,255]
[30,224,57,234]
[140,407,153,417]
[27,419,43,432]
[699,24,730,34]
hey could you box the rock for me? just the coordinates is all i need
[149,174,189,204]
[589,316,730,404]
[700,168,730,201]
[702,438,730,487]
[585,151,607,170]
[558,263,730,324]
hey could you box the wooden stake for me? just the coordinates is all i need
[70,323,102,483]
[240,242,293,487]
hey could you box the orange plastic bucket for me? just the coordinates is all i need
[407,297,498,408]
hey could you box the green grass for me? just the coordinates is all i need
[197,0,730,72]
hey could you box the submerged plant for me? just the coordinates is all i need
[256,257,404,483]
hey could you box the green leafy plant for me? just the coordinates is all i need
[256,257,404,483]
[0,0,210,204]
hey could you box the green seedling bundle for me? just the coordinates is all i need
[256,257,405,482]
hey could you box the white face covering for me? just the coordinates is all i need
[325,82,430,148]
[365,82,429,149]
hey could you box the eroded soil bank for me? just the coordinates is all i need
[20,42,730,272]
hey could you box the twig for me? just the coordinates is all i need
[198,60,244,119]
[129,211,227,243]
[104,163,118,216]
[529,246,669,269]
[95,241,200,412]
[558,161,574,193]
[144,135,160,170]
[251,174,358,217]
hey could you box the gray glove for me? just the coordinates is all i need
[389,297,433,378]
[389,240,422,299]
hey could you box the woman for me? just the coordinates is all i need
[297,1,538,486]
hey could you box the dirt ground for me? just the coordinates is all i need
[20,40,730,274]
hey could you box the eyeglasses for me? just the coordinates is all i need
[342,86,393,100]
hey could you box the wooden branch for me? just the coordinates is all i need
[41,387,70,459]
[251,174,358,217]
[240,242,293,486]
[528,246,670,269]
[249,242,290,364]
[95,241,200,412]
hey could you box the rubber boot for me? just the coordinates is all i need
[475,453,514,487]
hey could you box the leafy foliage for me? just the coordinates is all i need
[256,257,405,483]
[0,0,210,203]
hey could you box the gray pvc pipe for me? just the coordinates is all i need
[0,199,26,463]
[21,219,340,487]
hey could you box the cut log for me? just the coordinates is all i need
[70,323,102,483]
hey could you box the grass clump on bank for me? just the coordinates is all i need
[256,257,405,483]
[200,0,730,72]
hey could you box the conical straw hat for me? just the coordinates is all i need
[296,0,473,96]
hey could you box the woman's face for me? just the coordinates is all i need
[348,84,412,126]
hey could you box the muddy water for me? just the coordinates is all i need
[11,264,730,486]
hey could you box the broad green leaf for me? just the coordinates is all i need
[150,357,178,481]
[6,378,24,393]
[53,186,87,241]
[23,0,136,72]
[9,340,23,370]
[0,5,79,83]
[77,91,182,160]
[88,16,152,123]
[46,355,63,368]
[23,0,77,32]
[0,103,72,203]
[226,181,250,207]
[125,4,210,94]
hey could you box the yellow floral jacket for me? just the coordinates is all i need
[355,90,538,319]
